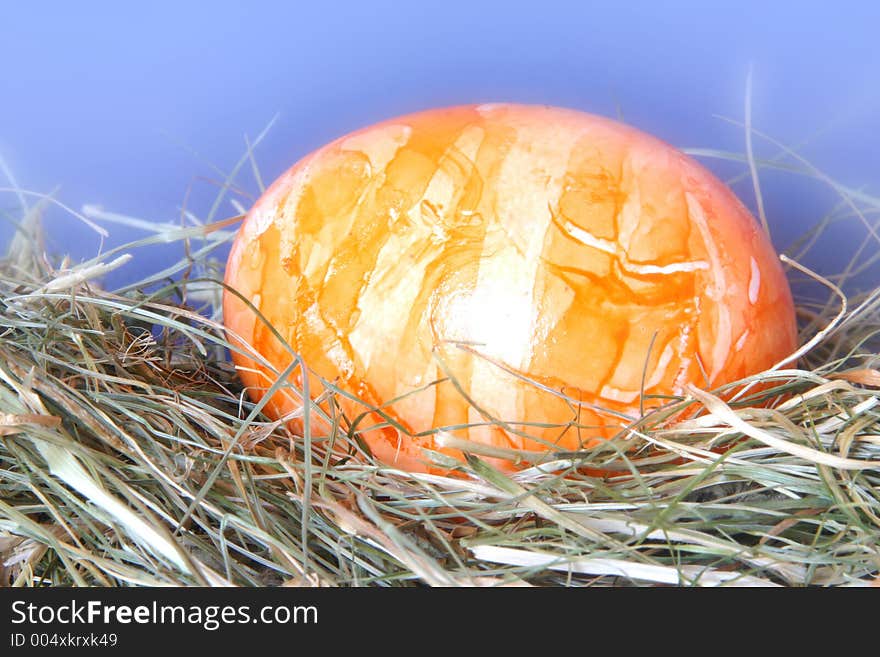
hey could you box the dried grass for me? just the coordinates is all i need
[1,125,878,588]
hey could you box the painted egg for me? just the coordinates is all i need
[223,104,797,473]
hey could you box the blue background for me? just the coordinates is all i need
[1,0,878,291]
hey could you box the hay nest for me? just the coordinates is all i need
[1,146,879,588]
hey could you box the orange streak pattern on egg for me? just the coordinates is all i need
[223,104,798,473]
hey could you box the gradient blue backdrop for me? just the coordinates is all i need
[1,0,878,291]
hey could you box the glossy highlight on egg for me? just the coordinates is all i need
[223,103,798,473]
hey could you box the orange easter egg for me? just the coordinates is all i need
[223,104,797,473]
